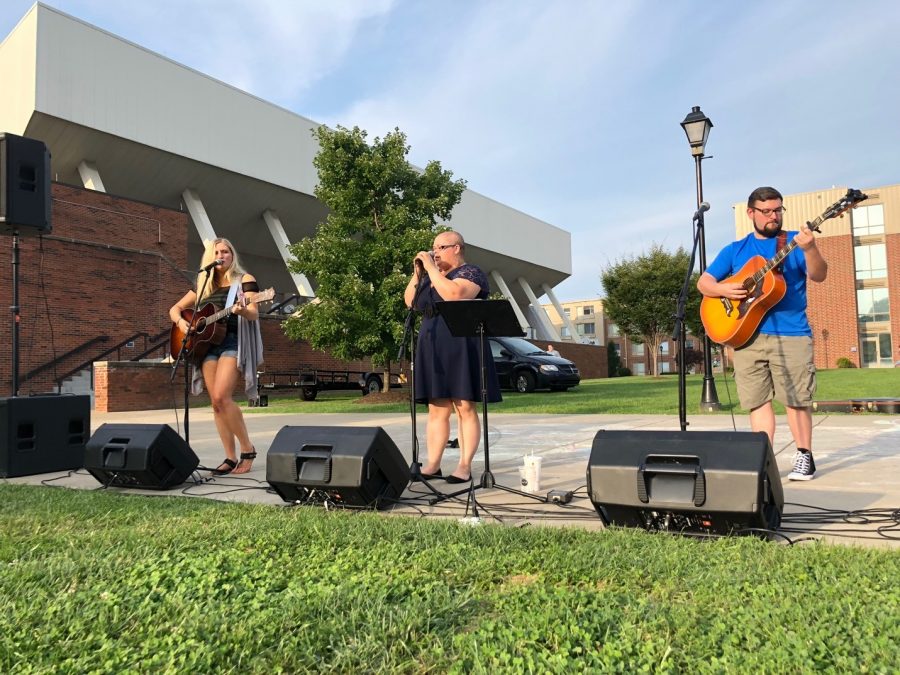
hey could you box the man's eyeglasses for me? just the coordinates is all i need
[751,206,786,217]
[432,243,458,253]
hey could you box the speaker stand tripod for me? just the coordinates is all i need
[430,299,547,505]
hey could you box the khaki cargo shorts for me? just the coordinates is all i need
[732,334,816,410]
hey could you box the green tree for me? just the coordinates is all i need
[601,245,703,376]
[606,341,623,378]
[283,125,466,390]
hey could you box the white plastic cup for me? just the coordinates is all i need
[523,455,542,493]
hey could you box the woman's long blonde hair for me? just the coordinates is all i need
[196,237,246,302]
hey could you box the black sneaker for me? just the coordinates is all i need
[788,450,816,481]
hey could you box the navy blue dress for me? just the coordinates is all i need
[414,264,502,404]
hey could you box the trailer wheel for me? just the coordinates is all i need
[363,374,383,395]
[301,386,318,401]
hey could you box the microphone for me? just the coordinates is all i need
[693,202,711,219]
[198,259,224,273]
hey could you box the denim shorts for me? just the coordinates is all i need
[203,332,238,362]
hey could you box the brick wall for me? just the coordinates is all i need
[0,183,190,395]
[546,341,607,379]
[887,232,900,365]
[809,234,860,367]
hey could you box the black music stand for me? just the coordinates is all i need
[435,299,546,503]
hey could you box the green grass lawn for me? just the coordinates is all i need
[249,368,898,415]
[1,484,898,673]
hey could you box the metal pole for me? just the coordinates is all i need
[694,155,721,411]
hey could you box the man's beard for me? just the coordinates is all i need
[754,222,782,239]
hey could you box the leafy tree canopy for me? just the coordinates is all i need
[284,125,466,370]
[601,244,703,375]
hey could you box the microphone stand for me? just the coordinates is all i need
[170,267,214,444]
[397,269,444,499]
[673,210,705,432]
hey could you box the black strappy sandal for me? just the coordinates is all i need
[212,458,237,476]
[234,449,257,474]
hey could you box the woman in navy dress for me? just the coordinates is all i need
[404,230,501,483]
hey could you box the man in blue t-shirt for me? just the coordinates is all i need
[697,187,828,481]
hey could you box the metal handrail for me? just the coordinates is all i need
[54,331,153,391]
[21,335,110,383]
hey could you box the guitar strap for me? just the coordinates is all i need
[225,280,240,308]
[775,231,787,273]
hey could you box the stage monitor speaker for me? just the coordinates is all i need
[266,426,410,509]
[0,133,52,236]
[0,395,90,478]
[84,424,199,490]
[587,430,784,536]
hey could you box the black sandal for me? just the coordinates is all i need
[234,449,257,474]
[212,458,237,476]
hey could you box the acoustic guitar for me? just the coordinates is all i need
[700,189,868,348]
[170,287,275,361]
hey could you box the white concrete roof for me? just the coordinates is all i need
[1,3,571,311]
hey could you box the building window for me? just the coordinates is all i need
[659,342,670,355]
[855,243,887,280]
[631,343,644,356]
[560,326,570,338]
[563,308,571,317]
[685,339,694,350]
[583,306,594,316]
[633,362,646,375]
[852,204,885,236]
[857,288,889,323]
[608,323,620,337]
[659,361,671,374]
[613,343,621,355]
[577,322,595,335]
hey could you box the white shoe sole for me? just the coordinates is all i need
[788,473,815,481]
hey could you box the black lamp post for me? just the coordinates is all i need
[680,105,721,411]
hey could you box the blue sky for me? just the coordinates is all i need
[3,1,899,301]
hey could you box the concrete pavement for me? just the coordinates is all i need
[5,406,899,547]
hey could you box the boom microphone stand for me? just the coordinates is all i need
[431,299,546,504]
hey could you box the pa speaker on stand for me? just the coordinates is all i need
[0,133,51,236]
[266,426,410,509]
[587,430,784,537]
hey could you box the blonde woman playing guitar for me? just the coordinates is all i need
[169,238,264,476]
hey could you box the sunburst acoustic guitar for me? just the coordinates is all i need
[170,287,275,361]
[700,189,868,348]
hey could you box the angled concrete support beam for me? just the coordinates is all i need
[541,283,579,341]
[489,270,529,334]
[181,188,217,243]
[77,161,106,192]
[517,277,560,341]
[262,209,315,298]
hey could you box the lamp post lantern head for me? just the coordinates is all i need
[681,105,713,157]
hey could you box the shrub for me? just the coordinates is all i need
[617,367,632,377]
[836,357,856,368]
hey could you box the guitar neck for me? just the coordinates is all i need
[745,215,824,288]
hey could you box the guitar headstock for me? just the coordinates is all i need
[243,287,276,307]
[823,188,869,221]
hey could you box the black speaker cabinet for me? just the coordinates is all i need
[85,424,199,490]
[0,133,52,236]
[0,395,90,477]
[266,426,410,509]
[587,430,784,536]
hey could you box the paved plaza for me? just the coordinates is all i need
[7,407,900,548]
